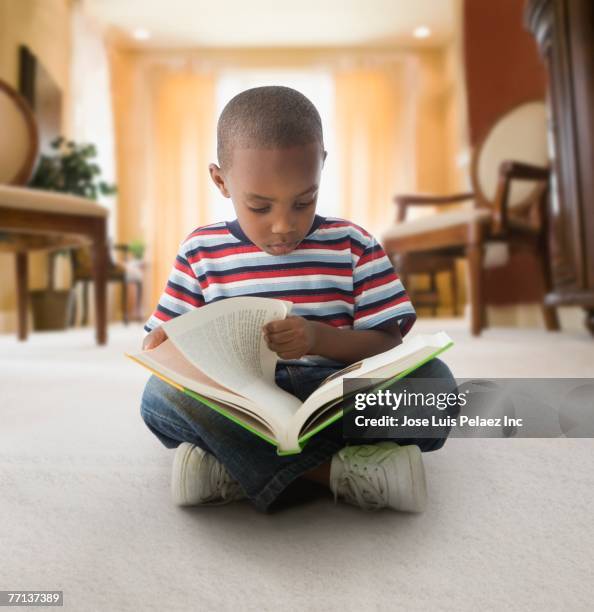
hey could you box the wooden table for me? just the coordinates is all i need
[0,186,109,345]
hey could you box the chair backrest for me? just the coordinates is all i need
[0,79,39,185]
[471,100,549,209]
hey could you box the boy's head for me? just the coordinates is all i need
[209,86,327,255]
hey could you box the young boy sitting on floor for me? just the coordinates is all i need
[140,85,458,513]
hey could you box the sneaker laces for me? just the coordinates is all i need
[333,453,390,511]
[207,456,244,503]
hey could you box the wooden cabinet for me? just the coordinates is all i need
[526,0,594,335]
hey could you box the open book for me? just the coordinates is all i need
[127,297,453,455]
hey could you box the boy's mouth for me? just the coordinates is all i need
[267,241,298,255]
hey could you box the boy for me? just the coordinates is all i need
[140,86,458,513]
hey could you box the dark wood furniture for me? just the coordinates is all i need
[526,0,594,335]
[394,253,459,317]
[0,79,109,345]
[384,177,558,336]
[382,101,559,336]
[70,244,143,326]
[392,197,461,317]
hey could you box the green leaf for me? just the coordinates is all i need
[26,136,117,200]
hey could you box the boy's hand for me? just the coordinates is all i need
[262,316,318,360]
[143,326,168,350]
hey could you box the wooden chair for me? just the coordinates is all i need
[393,252,459,317]
[0,79,109,344]
[70,243,143,326]
[381,100,560,336]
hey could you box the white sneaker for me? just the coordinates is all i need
[329,442,427,512]
[171,442,247,506]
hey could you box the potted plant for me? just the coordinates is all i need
[127,238,146,261]
[28,137,117,330]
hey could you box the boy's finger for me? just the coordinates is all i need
[268,338,295,352]
[265,320,290,333]
[266,329,294,343]
[143,328,166,350]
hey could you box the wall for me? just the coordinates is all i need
[0,0,72,333]
[462,0,560,325]
[415,0,471,316]
[463,0,547,145]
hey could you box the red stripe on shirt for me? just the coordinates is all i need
[204,266,352,285]
[165,286,203,307]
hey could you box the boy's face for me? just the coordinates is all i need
[209,143,327,255]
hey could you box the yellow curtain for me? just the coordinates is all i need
[110,49,454,319]
[147,68,216,310]
[334,61,416,237]
[110,51,216,315]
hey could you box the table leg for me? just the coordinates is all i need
[15,252,28,341]
[467,243,484,336]
[91,221,108,345]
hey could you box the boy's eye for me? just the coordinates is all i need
[247,199,314,214]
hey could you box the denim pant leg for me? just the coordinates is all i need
[140,366,345,513]
[316,357,459,451]
[140,358,457,512]
[387,357,460,451]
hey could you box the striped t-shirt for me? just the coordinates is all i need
[144,214,417,366]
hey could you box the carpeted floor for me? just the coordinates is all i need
[1,318,593,611]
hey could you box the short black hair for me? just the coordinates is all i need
[217,86,324,170]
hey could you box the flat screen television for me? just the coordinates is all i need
[18,45,63,156]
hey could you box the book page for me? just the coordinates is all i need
[161,297,299,413]
[129,344,301,438]
[139,339,241,396]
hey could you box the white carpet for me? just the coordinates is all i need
[1,318,593,611]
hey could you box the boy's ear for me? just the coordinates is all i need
[209,163,231,198]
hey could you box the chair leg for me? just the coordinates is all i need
[450,262,458,316]
[82,281,89,326]
[121,280,128,325]
[135,281,143,322]
[481,299,488,331]
[70,282,78,327]
[91,223,108,345]
[429,272,437,317]
[542,304,560,331]
[15,253,28,341]
[535,244,560,331]
[585,308,594,336]
[467,243,484,336]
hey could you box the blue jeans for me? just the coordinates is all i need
[140,358,458,512]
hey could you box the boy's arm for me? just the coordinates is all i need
[263,316,403,364]
[311,319,403,364]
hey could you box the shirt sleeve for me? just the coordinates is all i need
[144,241,205,333]
[352,232,417,338]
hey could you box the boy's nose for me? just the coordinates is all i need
[270,216,296,235]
